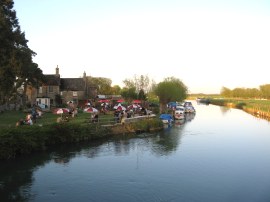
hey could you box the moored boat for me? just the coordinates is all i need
[159,114,174,124]
[174,105,185,120]
[183,101,196,113]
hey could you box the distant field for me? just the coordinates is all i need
[188,94,222,100]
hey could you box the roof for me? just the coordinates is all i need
[44,75,61,86]
[60,78,85,91]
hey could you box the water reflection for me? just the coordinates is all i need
[219,106,231,115]
[0,141,106,201]
[0,120,190,201]
[185,112,196,122]
[0,153,50,201]
[6,104,270,202]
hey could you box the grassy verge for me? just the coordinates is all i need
[209,98,270,119]
[0,111,163,160]
[0,122,110,159]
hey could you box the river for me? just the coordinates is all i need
[1,101,270,202]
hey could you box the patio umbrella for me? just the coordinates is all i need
[84,107,98,113]
[132,104,141,109]
[117,99,124,103]
[115,105,126,111]
[132,100,141,104]
[53,108,70,117]
[98,99,110,103]
[85,102,91,106]
[113,103,122,110]
[53,108,69,114]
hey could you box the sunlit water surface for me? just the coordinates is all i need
[1,101,270,202]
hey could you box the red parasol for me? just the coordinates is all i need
[117,99,124,103]
[84,107,98,113]
[98,99,110,103]
[132,100,141,104]
[53,108,70,114]
[53,108,70,117]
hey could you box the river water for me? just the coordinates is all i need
[1,101,270,202]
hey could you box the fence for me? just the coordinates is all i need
[0,103,21,112]
[87,114,157,126]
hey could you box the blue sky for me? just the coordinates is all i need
[14,0,270,94]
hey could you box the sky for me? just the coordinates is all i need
[14,0,270,94]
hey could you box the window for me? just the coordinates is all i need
[39,87,42,93]
[49,86,53,92]
[73,91,78,97]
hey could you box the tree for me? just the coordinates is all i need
[259,84,270,99]
[0,0,43,106]
[138,89,146,100]
[232,88,246,98]
[220,87,232,97]
[120,87,137,102]
[154,77,188,113]
[111,85,121,95]
[122,74,154,101]
[134,75,150,93]
[123,75,152,93]
[246,88,261,98]
[88,77,113,95]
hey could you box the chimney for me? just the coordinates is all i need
[83,71,86,80]
[56,65,59,76]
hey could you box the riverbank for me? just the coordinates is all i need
[208,98,270,121]
[0,116,163,160]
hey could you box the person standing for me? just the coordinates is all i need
[31,107,37,123]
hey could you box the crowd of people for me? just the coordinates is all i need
[15,100,152,126]
[16,106,42,126]
[113,106,149,124]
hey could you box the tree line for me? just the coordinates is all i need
[94,75,188,112]
[220,84,270,99]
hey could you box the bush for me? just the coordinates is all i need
[235,102,246,109]
[131,118,163,132]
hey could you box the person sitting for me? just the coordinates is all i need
[25,114,33,125]
[36,109,43,118]
[140,107,147,116]
[64,115,69,122]
[16,118,25,127]
[73,108,78,117]
[92,113,99,123]
[114,110,120,123]
[121,110,128,124]
[56,117,63,123]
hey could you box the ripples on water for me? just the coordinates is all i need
[1,102,270,202]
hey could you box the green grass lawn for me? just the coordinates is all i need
[0,111,116,128]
